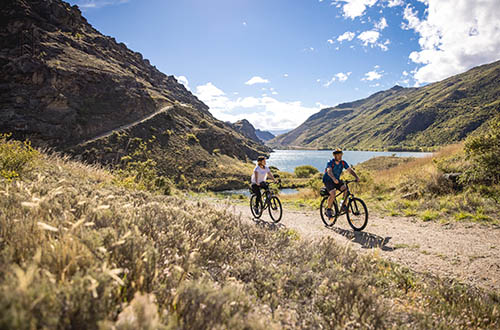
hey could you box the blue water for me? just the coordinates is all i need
[266,149,433,173]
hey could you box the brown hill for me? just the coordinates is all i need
[0,0,270,189]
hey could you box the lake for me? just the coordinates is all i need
[266,149,433,173]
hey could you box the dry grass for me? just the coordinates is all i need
[1,143,499,329]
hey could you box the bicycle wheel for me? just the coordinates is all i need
[250,194,262,218]
[268,196,283,223]
[346,197,368,231]
[320,196,338,227]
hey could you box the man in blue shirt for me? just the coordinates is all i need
[323,148,359,218]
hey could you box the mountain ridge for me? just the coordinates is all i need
[269,60,500,150]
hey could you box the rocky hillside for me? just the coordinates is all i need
[255,128,275,142]
[0,0,270,188]
[270,60,500,150]
[231,119,275,143]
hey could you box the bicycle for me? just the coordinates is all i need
[249,180,283,223]
[319,180,368,231]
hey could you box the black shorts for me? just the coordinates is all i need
[324,179,344,192]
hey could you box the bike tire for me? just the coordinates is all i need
[250,194,263,218]
[268,196,283,223]
[320,196,338,227]
[346,197,368,231]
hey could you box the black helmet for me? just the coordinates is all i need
[333,148,343,155]
[257,155,266,161]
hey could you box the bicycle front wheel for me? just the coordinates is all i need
[250,194,262,218]
[268,196,283,223]
[320,196,338,227]
[346,197,368,231]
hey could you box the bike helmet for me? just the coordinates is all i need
[333,148,343,155]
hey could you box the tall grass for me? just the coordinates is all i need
[1,140,499,328]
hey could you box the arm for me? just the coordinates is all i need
[254,170,259,185]
[347,167,359,182]
[327,167,339,184]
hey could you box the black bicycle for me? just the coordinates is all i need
[250,181,283,222]
[319,180,368,231]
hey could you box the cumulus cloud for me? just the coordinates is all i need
[175,75,190,90]
[386,0,403,7]
[337,31,356,42]
[323,72,352,87]
[357,30,389,51]
[195,82,320,130]
[374,17,388,30]
[362,67,383,81]
[403,0,500,83]
[357,30,380,46]
[245,76,270,85]
[337,0,378,19]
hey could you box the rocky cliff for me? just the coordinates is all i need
[0,0,271,189]
[255,129,275,142]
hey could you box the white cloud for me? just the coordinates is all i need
[73,0,130,9]
[338,0,378,19]
[357,30,390,51]
[386,0,403,7]
[357,30,380,46]
[245,76,270,85]
[403,0,500,83]
[337,31,356,42]
[283,73,289,77]
[242,21,247,26]
[195,82,321,130]
[374,17,388,30]
[323,72,352,87]
[327,39,335,44]
[175,75,190,90]
[362,68,383,81]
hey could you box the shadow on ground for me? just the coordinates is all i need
[251,218,286,231]
[328,227,394,251]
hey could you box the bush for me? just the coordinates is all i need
[294,165,319,178]
[463,114,500,183]
[0,133,38,181]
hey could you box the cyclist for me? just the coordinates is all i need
[323,148,359,218]
[251,155,276,212]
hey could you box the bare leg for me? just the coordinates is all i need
[327,189,336,209]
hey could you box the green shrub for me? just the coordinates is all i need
[0,133,39,181]
[186,133,199,144]
[463,114,500,183]
[294,165,319,178]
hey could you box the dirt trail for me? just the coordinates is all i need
[208,199,500,292]
[77,104,174,147]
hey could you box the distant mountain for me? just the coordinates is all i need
[269,60,500,150]
[0,0,270,189]
[230,119,275,143]
[231,119,261,142]
[255,129,275,142]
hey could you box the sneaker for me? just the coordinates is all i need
[340,205,348,213]
[325,208,333,218]
[253,206,260,214]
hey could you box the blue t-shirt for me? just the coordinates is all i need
[322,159,349,183]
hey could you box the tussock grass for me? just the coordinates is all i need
[1,142,499,328]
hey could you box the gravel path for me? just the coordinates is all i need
[208,198,500,292]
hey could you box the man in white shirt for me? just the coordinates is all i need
[251,155,276,209]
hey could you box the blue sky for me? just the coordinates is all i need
[67,0,500,132]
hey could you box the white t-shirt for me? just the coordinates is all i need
[251,165,271,184]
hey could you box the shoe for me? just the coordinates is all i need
[340,205,348,213]
[325,208,333,218]
[253,207,260,214]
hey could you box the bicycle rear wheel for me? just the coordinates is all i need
[268,196,283,223]
[250,194,262,218]
[320,196,338,227]
[346,197,368,231]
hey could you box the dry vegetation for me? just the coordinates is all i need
[1,136,500,329]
